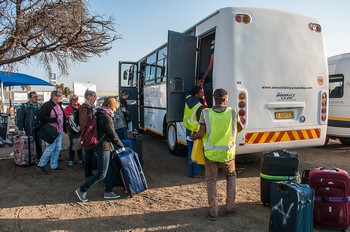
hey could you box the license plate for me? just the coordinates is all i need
[275,111,294,119]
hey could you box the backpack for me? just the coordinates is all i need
[65,109,80,135]
[80,110,104,150]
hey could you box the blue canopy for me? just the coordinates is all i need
[0,71,53,86]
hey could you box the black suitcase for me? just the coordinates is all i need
[269,181,314,232]
[260,150,299,205]
[131,132,143,166]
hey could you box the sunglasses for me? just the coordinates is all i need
[56,95,62,97]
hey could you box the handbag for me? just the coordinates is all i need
[38,123,59,144]
[191,139,205,165]
[72,137,82,151]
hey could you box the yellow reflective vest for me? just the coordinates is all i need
[202,107,238,162]
[183,95,202,132]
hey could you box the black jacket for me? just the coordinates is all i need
[95,109,124,151]
[120,98,128,110]
[38,100,67,132]
[16,102,41,135]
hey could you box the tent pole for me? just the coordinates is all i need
[0,82,4,113]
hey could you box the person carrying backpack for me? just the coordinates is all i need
[64,94,82,166]
[76,96,125,202]
[16,91,42,160]
[79,90,97,178]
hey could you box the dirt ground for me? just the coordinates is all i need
[0,133,349,232]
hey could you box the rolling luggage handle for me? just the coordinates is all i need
[276,182,291,195]
[260,173,299,182]
[319,167,341,172]
[315,196,350,203]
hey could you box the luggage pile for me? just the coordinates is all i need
[262,150,350,232]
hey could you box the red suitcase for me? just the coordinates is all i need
[309,167,350,230]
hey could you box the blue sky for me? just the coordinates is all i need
[17,0,350,92]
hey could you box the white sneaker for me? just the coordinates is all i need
[104,192,121,199]
[75,189,88,202]
[68,161,74,166]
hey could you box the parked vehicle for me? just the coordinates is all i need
[118,7,328,155]
[327,53,350,145]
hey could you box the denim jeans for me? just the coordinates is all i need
[105,153,121,193]
[33,130,43,160]
[186,129,201,177]
[116,127,128,140]
[37,133,62,169]
[83,149,94,178]
[68,134,82,162]
[80,150,111,192]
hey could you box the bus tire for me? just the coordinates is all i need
[339,137,350,145]
[166,123,181,155]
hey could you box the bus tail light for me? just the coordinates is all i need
[238,90,247,126]
[235,14,251,24]
[320,91,327,123]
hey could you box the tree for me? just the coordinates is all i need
[20,85,31,91]
[62,86,72,98]
[0,0,120,75]
[54,83,71,98]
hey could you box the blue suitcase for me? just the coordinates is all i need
[116,148,147,196]
[269,181,314,232]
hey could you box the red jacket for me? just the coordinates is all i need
[64,103,81,134]
[64,103,81,117]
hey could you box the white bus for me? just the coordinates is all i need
[119,7,328,155]
[327,53,350,145]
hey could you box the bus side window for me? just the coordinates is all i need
[156,47,167,83]
[145,53,157,86]
[329,74,344,98]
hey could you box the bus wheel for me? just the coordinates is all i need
[339,137,350,145]
[166,123,180,155]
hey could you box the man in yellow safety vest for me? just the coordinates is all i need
[190,88,243,221]
[183,85,204,177]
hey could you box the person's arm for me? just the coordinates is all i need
[200,62,213,83]
[122,107,131,117]
[38,102,57,124]
[190,110,206,140]
[78,107,88,131]
[196,106,203,123]
[236,114,243,133]
[16,104,25,131]
[190,124,206,140]
[199,54,214,84]
[103,115,124,148]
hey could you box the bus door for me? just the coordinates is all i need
[118,61,139,130]
[166,30,197,123]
